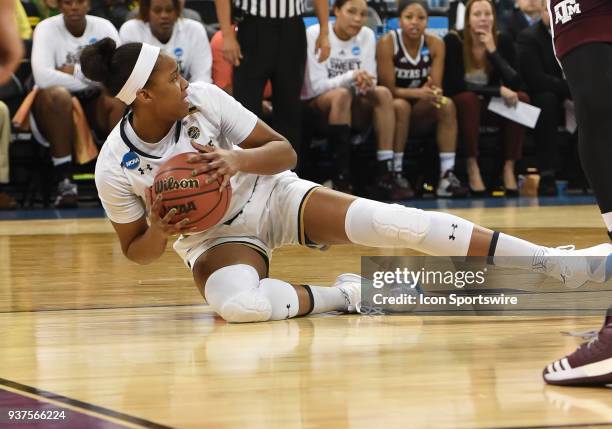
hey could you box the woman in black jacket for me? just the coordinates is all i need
[443,0,528,196]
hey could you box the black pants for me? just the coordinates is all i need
[530,91,564,174]
[234,15,307,169]
[562,42,612,217]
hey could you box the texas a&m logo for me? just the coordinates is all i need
[554,0,581,24]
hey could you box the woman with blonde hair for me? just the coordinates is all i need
[443,0,528,196]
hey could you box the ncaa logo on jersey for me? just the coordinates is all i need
[188,126,200,139]
[554,0,581,24]
[89,37,97,44]
[174,47,184,58]
[352,46,361,56]
[122,151,140,170]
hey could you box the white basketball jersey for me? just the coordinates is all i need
[119,18,212,83]
[301,23,377,99]
[95,82,258,225]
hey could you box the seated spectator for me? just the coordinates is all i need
[517,0,569,196]
[89,0,132,29]
[0,101,17,209]
[302,0,413,200]
[443,0,528,196]
[377,0,469,198]
[210,29,272,116]
[500,0,540,40]
[119,0,211,83]
[16,0,33,39]
[127,0,203,22]
[31,0,125,208]
[0,0,30,210]
[32,0,60,18]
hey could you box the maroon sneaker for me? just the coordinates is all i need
[374,172,415,201]
[543,311,612,386]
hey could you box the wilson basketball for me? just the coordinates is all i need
[152,152,232,232]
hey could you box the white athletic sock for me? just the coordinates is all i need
[491,232,548,272]
[393,152,404,173]
[377,150,393,162]
[439,152,455,176]
[52,155,72,166]
[306,285,347,313]
[492,233,545,258]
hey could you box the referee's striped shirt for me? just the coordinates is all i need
[234,0,306,18]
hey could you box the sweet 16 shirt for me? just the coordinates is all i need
[301,23,377,100]
[95,82,257,225]
[119,18,212,83]
[31,14,120,91]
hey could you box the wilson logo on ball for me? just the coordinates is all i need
[154,176,200,193]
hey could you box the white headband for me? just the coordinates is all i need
[115,43,161,105]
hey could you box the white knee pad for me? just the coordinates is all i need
[345,198,431,248]
[345,198,473,256]
[204,264,272,323]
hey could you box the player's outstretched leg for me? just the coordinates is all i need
[303,190,612,289]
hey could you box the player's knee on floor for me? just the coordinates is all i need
[204,264,272,323]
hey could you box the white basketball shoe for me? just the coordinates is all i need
[537,243,612,288]
[333,273,363,313]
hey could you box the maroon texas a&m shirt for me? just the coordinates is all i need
[548,0,612,59]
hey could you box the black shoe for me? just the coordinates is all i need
[393,173,416,197]
[468,186,487,197]
[505,188,519,198]
[374,172,415,201]
[538,175,558,197]
[436,170,469,198]
[0,192,17,210]
[54,178,78,208]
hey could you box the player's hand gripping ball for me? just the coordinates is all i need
[151,152,232,233]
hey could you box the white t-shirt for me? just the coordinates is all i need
[95,82,257,225]
[32,14,120,91]
[301,23,377,100]
[119,18,212,83]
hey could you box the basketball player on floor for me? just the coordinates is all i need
[541,0,612,387]
[80,39,610,330]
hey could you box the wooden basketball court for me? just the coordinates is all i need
[0,204,611,428]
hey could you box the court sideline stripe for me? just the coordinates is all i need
[0,303,208,314]
[0,378,174,429]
